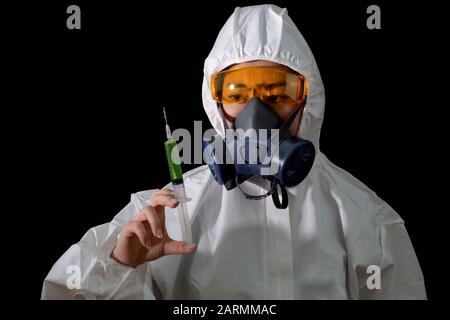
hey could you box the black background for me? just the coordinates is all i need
[6,0,444,304]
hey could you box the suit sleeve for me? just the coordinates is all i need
[359,221,427,299]
[41,191,157,300]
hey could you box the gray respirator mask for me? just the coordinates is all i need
[202,97,315,209]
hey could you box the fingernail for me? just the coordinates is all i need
[182,243,196,249]
[171,198,178,203]
[156,229,163,238]
[146,241,152,249]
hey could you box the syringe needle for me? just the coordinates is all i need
[163,107,172,139]
[163,107,168,124]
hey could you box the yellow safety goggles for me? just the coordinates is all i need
[211,66,308,108]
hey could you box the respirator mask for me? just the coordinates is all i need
[202,65,315,209]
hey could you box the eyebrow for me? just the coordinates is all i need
[261,81,286,89]
[225,81,287,89]
[225,83,247,88]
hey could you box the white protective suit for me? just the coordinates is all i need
[42,4,426,300]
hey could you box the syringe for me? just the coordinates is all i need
[163,107,195,249]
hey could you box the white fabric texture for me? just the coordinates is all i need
[42,4,426,300]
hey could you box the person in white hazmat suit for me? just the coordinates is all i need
[42,4,426,300]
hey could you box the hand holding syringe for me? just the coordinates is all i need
[112,120,197,268]
[163,108,196,249]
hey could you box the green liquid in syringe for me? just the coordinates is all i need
[164,138,183,184]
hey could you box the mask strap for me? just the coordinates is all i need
[218,103,236,128]
[277,96,307,139]
[267,99,306,209]
[271,182,288,209]
[235,175,277,200]
[235,175,289,209]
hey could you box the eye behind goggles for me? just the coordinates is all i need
[210,66,308,108]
